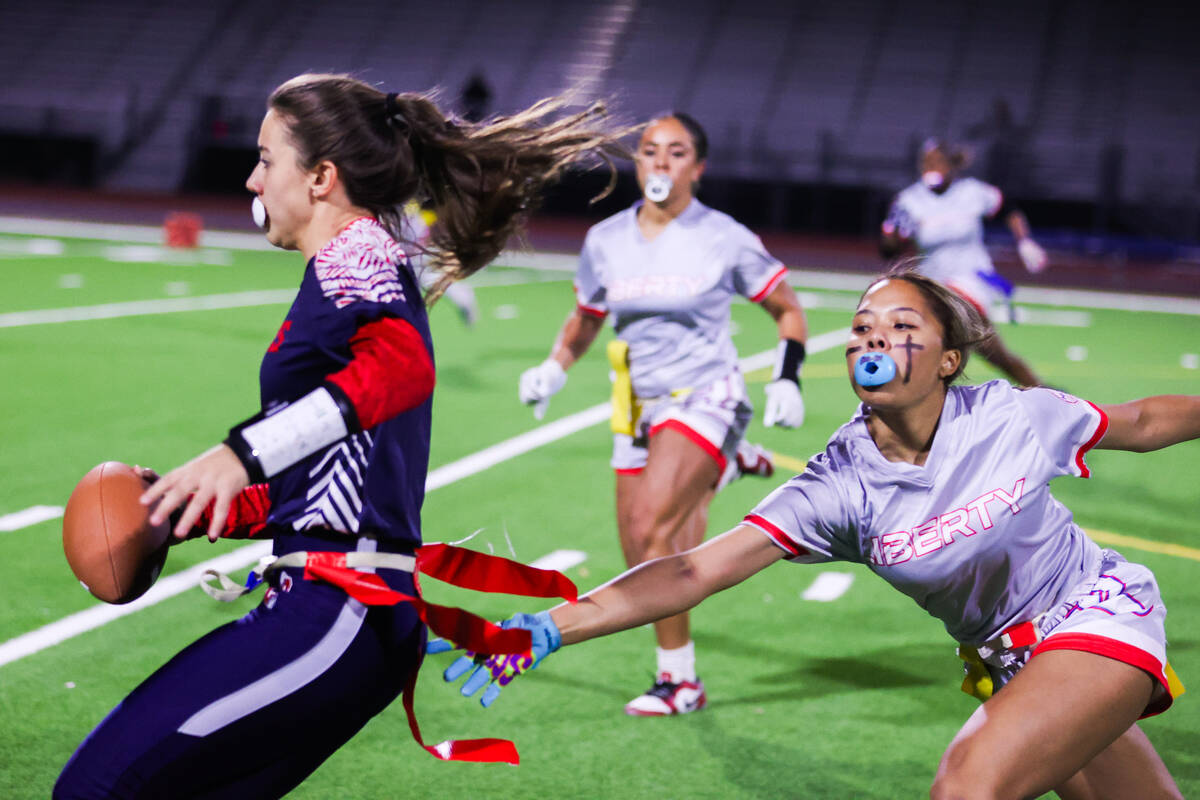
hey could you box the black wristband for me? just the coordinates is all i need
[773,338,806,385]
[225,412,268,484]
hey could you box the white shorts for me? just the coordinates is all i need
[611,370,752,475]
[944,270,1011,319]
[966,549,1176,718]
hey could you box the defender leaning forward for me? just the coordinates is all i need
[444,267,1197,799]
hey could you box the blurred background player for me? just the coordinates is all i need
[448,267,1195,799]
[516,112,808,716]
[403,200,480,326]
[880,138,1049,386]
[53,73,623,799]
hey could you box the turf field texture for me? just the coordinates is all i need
[0,223,1198,799]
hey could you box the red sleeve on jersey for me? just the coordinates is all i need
[327,316,435,429]
[194,483,271,539]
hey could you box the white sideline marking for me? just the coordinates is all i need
[0,542,272,668]
[2,213,1197,316]
[529,550,588,572]
[801,572,855,602]
[0,290,296,328]
[0,505,64,532]
[0,328,847,667]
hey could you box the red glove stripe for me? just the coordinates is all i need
[416,542,578,602]
[196,483,271,540]
[327,316,434,430]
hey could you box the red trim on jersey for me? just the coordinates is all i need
[743,513,809,558]
[327,316,435,430]
[614,467,644,476]
[649,418,726,472]
[577,302,608,319]
[196,483,271,539]
[1035,632,1172,717]
[750,265,789,304]
[1074,401,1109,478]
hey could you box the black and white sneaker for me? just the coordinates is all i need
[624,673,707,716]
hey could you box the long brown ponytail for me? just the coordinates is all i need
[267,73,628,302]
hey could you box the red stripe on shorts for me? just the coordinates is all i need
[1035,632,1172,717]
[649,418,726,473]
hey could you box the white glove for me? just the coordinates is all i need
[1017,238,1047,274]
[763,379,804,428]
[518,358,567,419]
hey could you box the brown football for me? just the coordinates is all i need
[62,461,170,604]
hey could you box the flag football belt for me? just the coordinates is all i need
[957,618,1187,705]
[606,339,691,436]
[956,619,1043,702]
[201,542,577,765]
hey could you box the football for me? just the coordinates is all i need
[62,461,171,604]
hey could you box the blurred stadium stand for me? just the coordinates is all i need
[1,0,1198,271]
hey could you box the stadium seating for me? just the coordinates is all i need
[0,0,1195,231]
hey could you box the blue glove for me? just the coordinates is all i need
[436,611,562,707]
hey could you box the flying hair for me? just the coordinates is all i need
[267,73,631,304]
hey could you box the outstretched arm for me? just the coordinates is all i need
[1097,395,1200,453]
[1004,208,1047,273]
[760,282,809,428]
[551,525,786,645]
[518,307,605,416]
[548,306,605,370]
[760,281,808,343]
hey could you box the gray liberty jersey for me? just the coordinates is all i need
[885,177,1003,284]
[746,381,1109,644]
[574,200,787,399]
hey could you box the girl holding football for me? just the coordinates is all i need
[54,73,623,799]
[515,112,809,716]
[451,267,1196,799]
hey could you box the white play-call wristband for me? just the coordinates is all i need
[229,387,353,480]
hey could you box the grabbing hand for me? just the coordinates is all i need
[518,359,567,420]
[764,379,805,428]
[431,610,561,707]
[139,444,250,542]
[1017,238,1047,274]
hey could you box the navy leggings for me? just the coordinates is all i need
[54,549,424,799]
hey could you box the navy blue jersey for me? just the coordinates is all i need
[259,217,433,547]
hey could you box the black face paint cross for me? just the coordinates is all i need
[898,334,924,383]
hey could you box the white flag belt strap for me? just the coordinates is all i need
[200,550,416,603]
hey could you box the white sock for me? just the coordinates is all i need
[656,641,696,684]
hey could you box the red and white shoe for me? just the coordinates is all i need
[736,440,774,479]
[717,440,775,491]
[624,674,707,716]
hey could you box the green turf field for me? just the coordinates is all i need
[0,226,1197,798]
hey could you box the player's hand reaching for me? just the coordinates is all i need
[518,359,567,420]
[429,610,561,707]
[1017,238,1047,274]
[140,444,251,542]
[764,378,805,428]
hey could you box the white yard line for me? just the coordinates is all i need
[0,290,297,328]
[0,329,846,668]
[801,572,855,602]
[529,550,589,572]
[0,506,64,532]
[2,214,1196,316]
